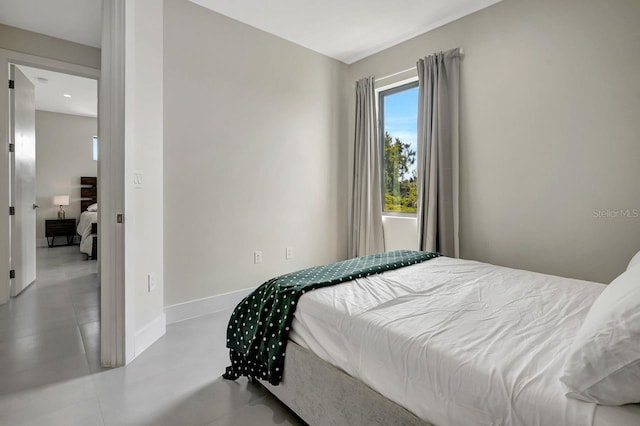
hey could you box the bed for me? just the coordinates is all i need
[78,176,98,260]
[225,252,640,425]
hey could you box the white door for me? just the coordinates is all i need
[10,65,37,297]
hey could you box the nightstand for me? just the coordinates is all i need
[45,219,77,247]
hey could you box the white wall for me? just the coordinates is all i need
[382,216,418,252]
[348,0,640,283]
[35,111,97,245]
[0,23,100,69]
[124,0,165,358]
[163,0,348,307]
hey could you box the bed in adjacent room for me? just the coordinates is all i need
[224,251,640,426]
[78,176,98,260]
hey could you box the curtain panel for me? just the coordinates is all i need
[416,48,461,257]
[350,77,385,257]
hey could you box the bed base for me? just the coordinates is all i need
[261,342,431,426]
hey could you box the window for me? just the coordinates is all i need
[379,81,418,214]
[92,136,98,161]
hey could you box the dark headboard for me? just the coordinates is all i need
[80,176,97,212]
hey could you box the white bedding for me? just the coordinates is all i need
[289,256,640,426]
[77,211,97,256]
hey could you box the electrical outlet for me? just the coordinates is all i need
[286,247,293,260]
[148,273,157,292]
[254,251,262,264]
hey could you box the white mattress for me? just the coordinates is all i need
[289,257,640,426]
[77,211,97,256]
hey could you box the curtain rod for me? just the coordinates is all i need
[374,67,415,83]
[374,47,464,83]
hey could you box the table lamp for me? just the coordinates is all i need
[53,195,70,219]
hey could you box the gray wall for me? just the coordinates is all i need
[348,0,640,283]
[0,23,100,69]
[35,111,97,243]
[163,0,348,306]
[162,0,640,310]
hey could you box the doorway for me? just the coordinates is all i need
[0,47,112,363]
[1,1,127,368]
[10,64,99,291]
[4,62,102,369]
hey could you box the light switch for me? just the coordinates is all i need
[134,171,143,189]
[148,273,157,292]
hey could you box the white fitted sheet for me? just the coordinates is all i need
[289,257,640,426]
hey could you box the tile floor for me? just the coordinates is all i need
[0,246,304,426]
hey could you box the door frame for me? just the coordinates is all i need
[0,24,127,366]
[100,0,129,366]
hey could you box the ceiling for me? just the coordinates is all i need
[16,65,97,118]
[190,0,504,64]
[0,0,502,64]
[0,0,102,47]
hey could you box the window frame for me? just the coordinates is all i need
[376,77,419,218]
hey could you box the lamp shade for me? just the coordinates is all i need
[53,195,70,206]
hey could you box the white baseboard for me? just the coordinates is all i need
[134,312,166,357]
[164,287,254,324]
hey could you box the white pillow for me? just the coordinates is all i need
[560,265,640,405]
[87,203,98,212]
[627,250,640,271]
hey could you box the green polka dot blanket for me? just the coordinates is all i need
[222,250,439,385]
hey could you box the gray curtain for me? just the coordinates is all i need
[416,48,461,257]
[350,77,384,257]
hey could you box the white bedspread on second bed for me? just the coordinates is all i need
[77,211,97,256]
[289,256,614,426]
